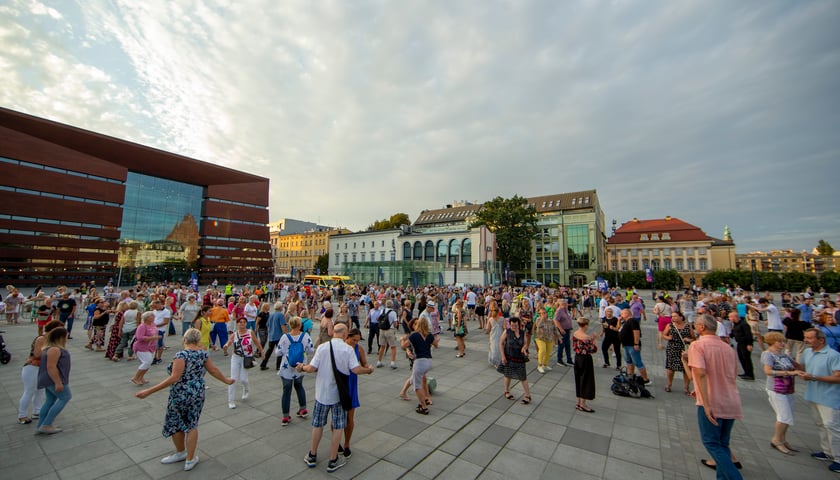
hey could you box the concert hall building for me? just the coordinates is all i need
[0,107,273,286]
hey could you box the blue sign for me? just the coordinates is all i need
[596,276,608,292]
[645,268,653,283]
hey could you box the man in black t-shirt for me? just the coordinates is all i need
[57,292,77,333]
[619,309,650,383]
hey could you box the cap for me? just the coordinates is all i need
[427,302,435,307]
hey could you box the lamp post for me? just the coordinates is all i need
[611,219,618,289]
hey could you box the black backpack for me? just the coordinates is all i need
[611,368,654,399]
[379,309,392,330]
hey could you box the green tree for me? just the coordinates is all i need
[471,195,538,271]
[314,253,329,274]
[817,239,835,255]
[368,212,411,231]
[820,271,840,293]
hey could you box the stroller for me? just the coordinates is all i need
[0,330,10,364]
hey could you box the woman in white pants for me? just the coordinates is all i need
[224,317,263,408]
[18,320,63,423]
[131,312,161,385]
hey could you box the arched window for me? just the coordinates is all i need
[461,239,472,266]
[402,242,411,260]
[424,241,434,261]
[437,240,447,262]
[448,239,460,265]
[413,241,422,260]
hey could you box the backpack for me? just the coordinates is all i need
[379,309,392,330]
[301,318,313,334]
[611,368,654,399]
[286,333,305,367]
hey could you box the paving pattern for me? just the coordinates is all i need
[0,298,834,479]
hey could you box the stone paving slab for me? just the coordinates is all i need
[0,298,835,479]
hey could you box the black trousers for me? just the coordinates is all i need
[367,323,380,353]
[602,333,622,367]
[260,339,283,369]
[736,342,754,378]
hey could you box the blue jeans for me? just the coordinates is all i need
[281,376,306,416]
[61,313,74,334]
[697,406,742,480]
[622,346,646,369]
[37,384,72,428]
[557,331,572,363]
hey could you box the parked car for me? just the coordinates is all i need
[521,279,543,287]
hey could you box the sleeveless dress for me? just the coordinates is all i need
[665,323,692,372]
[162,349,208,437]
[497,329,527,380]
[573,336,597,400]
[348,343,361,409]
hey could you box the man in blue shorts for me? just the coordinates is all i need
[619,308,651,384]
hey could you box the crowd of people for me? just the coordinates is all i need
[5,280,840,476]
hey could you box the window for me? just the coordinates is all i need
[687,258,696,270]
[642,249,649,256]
[461,239,472,265]
[572,198,576,205]
[402,242,411,260]
[687,248,694,255]
[664,258,671,270]
[424,241,434,261]
[652,249,659,256]
[640,234,648,241]
[662,233,670,240]
[651,259,660,271]
[699,247,707,255]
[651,234,659,241]
[621,260,628,271]
[353,242,356,249]
[380,252,385,261]
[361,252,366,262]
[621,249,628,257]
[413,241,422,260]
[344,253,348,263]
[352,253,357,262]
[448,239,460,265]
[631,260,639,271]
[362,241,365,248]
[566,225,590,269]
[663,248,670,255]
[699,259,708,270]
[381,240,385,247]
[675,248,682,255]
[335,253,340,264]
[631,249,638,256]
[676,258,683,270]
[611,260,617,270]
[437,240,447,262]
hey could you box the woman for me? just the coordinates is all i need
[315,308,334,347]
[5,285,25,325]
[341,328,367,456]
[654,296,672,350]
[244,295,259,331]
[105,302,128,360]
[533,307,556,374]
[400,299,414,334]
[36,327,71,434]
[224,317,263,409]
[255,301,271,347]
[498,317,531,404]
[86,299,111,351]
[663,311,694,394]
[132,312,161,385]
[335,303,351,327]
[276,316,314,425]
[452,299,468,358]
[761,331,802,455]
[486,302,503,368]
[573,317,599,412]
[115,301,139,361]
[476,296,486,330]
[35,296,54,336]
[136,328,234,471]
[401,317,438,414]
[178,294,202,336]
[18,320,63,424]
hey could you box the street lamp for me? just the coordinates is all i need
[611,219,618,288]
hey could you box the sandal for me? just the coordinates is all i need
[664,385,672,392]
[521,395,531,405]
[576,405,595,413]
[504,391,515,400]
[771,442,792,455]
[399,394,411,401]
[425,399,433,406]
[783,442,799,452]
[415,404,429,415]
[18,417,32,425]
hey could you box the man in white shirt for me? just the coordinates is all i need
[298,324,373,473]
[465,289,478,321]
[749,298,784,332]
[151,300,171,365]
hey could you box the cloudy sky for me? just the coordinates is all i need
[2,0,838,253]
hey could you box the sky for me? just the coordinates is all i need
[1,0,839,254]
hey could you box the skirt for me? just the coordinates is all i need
[574,354,595,400]
[497,360,527,381]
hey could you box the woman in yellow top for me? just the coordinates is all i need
[193,305,212,350]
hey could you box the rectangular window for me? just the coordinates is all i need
[699,247,707,255]
[676,258,684,270]
[663,248,670,255]
[621,250,628,257]
[566,225,590,269]
[631,249,638,256]
[699,259,708,270]
[687,248,695,255]
[652,249,659,256]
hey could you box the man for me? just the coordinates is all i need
[749,298,783,333]
[729,312,754,380]
[365,300,383,354]
[618,308,649,383]
[629,294,647,322]
[465,288,478,322]
[298,324,373,473]
[554,299,573,367]
[56,291,77,337]
[260,302,288,371]
[686,314,743,480]
[346,293,361,331]
[376,300,399,369]
[798,328,840,473]
[797,297,816,326]
[150,300,171,365]
[418,301,438,334]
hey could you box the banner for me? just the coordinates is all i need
[596,276,608,292]
[189,271,199,292]
[645,268,653,283]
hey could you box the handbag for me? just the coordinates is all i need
[329,341,353,411]
[243,355,255,369]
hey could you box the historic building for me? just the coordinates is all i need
[0,107,273,286]
[273,226,350,279]
[607,217,736,286]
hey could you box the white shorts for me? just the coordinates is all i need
[767,390,794,426]
[136,351,154,371]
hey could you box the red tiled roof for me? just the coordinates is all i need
[607,217,711,244]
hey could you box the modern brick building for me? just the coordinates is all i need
[0,108,273,286]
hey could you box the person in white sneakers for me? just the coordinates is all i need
[376,300,399,369]
[223,317,263,409]
[136,328,234,471]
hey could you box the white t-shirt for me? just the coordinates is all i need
[599,298,609,318]
[244,303,258,322]
[122,309,139,333]
[765,304,783,330]
[715,321,728,338]
[466,291,477,306]
[153,308,171,328]
[309,338,360,405]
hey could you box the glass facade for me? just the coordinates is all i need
[567,224,590,269]
[118,172,204,282]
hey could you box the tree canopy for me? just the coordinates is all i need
[471,195,538,271]
[368,213,411,231]
[314,253,329,274]
[817,239,835,255]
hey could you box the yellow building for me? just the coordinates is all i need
[735,250,840,274]
[606,217,736,285]
[272,227,351,278]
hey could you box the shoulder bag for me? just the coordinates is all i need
[329,341,353,411]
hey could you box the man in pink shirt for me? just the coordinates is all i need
[686,314,744,480]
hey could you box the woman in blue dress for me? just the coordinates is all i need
[339,328,369,459]
[136,328,234,472]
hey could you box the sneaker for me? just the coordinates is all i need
[297,408,308,418]
[813,452,833,461]
[228,402,236,409]
[161,450,187,464]
[183,456,199,471]
[538,366,545,374]
[281,416,291,426]
[544,365,553,371]
[376,361,383,368]
[151,359,162,365]
[326,456,346,473]
[304,452,317,468]
[241,390,249,400]
[390,362,397,369]
[643,378,652,385]
[602,364,610,368]
[338,445,352,458]
[829,462,840,473]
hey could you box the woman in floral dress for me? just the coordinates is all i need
[136,328,233,472]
